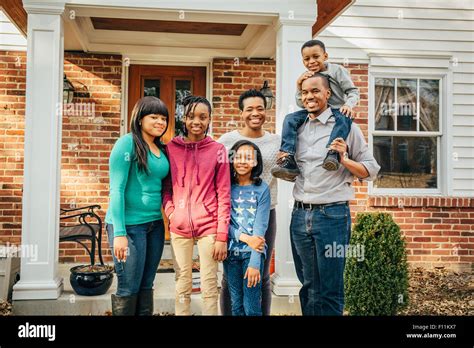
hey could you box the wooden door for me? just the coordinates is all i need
[128,65,207,239]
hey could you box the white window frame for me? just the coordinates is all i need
[369,70,449,196]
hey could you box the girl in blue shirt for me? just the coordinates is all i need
[224,140,271,316]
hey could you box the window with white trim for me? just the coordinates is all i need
[371,76,442,192]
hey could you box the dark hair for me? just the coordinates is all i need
[238,89,267,111]
[301,39,326,53]
[303,72,331,90]
[129,96,169,173]
[229,140,263,186]
[182,95,212,136]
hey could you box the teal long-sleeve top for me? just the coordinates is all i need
[105,133,170,237]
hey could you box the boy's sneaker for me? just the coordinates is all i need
[271,155,300,182]
[322,150,340,171]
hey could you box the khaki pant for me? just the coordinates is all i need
[170,232,218,315]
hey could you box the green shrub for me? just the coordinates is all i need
[344,212,409,315]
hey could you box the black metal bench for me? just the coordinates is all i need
[59,204,104,265]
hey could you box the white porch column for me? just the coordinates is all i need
[12,2,65,300]
[271,16,315,296]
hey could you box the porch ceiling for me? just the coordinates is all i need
[63,6,278,60]
[90,17,248,36]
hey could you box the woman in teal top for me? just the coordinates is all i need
[105,96,170,316]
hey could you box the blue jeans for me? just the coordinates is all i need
[280,108,352,155]
[106,220,165,297]
[290,202,351,315]
[223,251,265,316]
[220,209,276,316]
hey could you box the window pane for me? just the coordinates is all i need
[175,80,192,136]
[373,136,437,189]
[420,79,440,132]
[144,79,160,97]
[397,79,417,131]
[374,78,395,130]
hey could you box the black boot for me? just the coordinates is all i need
[136,289,154,316]
[271,155,300,182]
[111,294,137,316]
[322,150,340,171]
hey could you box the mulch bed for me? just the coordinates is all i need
[0,300,11,316]
[400,267,473,316]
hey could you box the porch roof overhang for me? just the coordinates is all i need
[0,0,27,36]
[62,5,280,62]
[6,0,353,62]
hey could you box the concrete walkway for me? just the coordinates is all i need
[13,263,301,315]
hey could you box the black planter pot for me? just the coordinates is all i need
[70,265,113,296]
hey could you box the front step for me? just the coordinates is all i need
[12,263,302,315]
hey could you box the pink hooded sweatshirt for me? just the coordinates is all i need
[162,136,231,242]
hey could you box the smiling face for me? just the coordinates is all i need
[233,144,257,178]
[241,96,266,131]
[302,44,328,73]
[141,113,167,138]
[185,102,210,138]
[301,76,331,113]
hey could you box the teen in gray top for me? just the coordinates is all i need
[217,89,280,317]
[219,130,280,209]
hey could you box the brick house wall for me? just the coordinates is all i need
[0,51,25,248]
[367,197,474,271]
[0,52,472,271]
[59,52,122,263]
[211,58,276,138]
[0,51,121,263]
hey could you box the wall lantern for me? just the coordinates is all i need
[63,74,75,104]
[260,80,274,110]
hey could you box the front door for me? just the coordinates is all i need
[128,65,207,240]
[128,65,207,142]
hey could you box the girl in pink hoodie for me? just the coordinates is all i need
[163,95,231,315]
